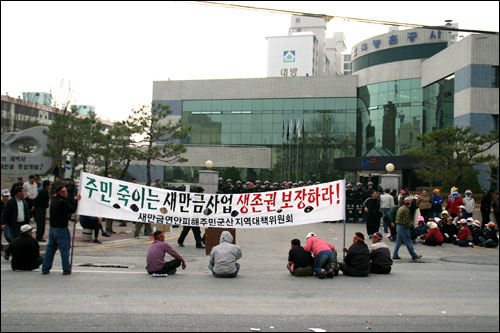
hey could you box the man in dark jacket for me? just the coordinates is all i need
[369,232,392,274]
[34,180,51,242]
[1,186,30,239]
[4,224,43,271]
[287,239,314,277]
[364,191,382,237]
[41,186,81,275]
[480,189,494,227]
[340,232,370,277]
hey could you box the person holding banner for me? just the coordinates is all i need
[42,186,81,275]
[146,231,186,275]
[303,232,337,279]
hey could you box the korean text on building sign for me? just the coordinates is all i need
[77,172,346,228]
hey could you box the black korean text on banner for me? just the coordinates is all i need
[77,172,346,228]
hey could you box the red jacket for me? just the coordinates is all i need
[425,228,443,243]
[446,197,464,215]
[457,226,472,241]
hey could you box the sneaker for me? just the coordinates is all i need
[412,255,422,260]
[42,271,49,275]
[92,239,102,244]
[102,231,111,237]
[62,270,71,275]
[178,243,185,247]
[326,270,334,279]
[196,244,205,249]
[393,256,401,260]
[151,273,168,277]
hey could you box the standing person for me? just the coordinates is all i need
[41,186,81,275]
[492,192,499,224]
[303,232,337,279]
[287,238,314,277]
[363,191,382,237]
[416,190,432,221]
[209,231,242,278]
[380,189,395,234]
[446,190,465,218]
[23,175,38,219]
[177,187,205,249]
[1,186,30,239]
[386,202,400,241]
[3,225,43,271]
[34,180,51,242]
[50,176,64,196]
[52,161,62,180]
[463,190,475,218]
[10,176,24,195]
[146,231,186,275]
[1,189,13,252]
[63,160,72,180]
[480,190,494,227]
[431,189,444,218]
[346,183,356,223]
[340,232,370,277]
[393,197,422,260]
[369,232,393,274]
[153,179,162,188]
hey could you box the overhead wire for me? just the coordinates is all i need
[183,1,499,35]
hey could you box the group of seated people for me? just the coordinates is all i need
[287,231,393,278]
[413,210,498,248]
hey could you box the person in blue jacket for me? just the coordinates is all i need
[431,189,443,218]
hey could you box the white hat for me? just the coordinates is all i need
[434,217,441,223]
[1,189,9,196]
[459,205,466,209]
[306,232,316,239]
[427,222,438,230]
[20,225,35,233]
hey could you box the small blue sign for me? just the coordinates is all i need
[373,39,381,49]
[389,35,398,45]
[408,31,418,42]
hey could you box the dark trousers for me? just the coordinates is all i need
[25,198,35,218]
[81,219,105,238]
[424,236,443,246]
[148,259,181,275]
[339,263,369,277]
[34,208,46,240]
[366,216,380,236]
[178,227,202,245]
[370,264,391,274]
[480,211,490,227]
[12,256,43,271]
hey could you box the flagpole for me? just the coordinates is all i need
[281,120,284,183]
[296,119,300,183]
[288,119,292,182]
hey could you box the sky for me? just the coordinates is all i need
[1,1,499,122]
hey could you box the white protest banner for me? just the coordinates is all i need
[77,172,346,228]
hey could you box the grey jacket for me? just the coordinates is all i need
[209,231,242,275]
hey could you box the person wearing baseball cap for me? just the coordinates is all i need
[4,224,43,271]
[368,232,393,274]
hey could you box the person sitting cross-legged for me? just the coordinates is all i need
[368,232,393,274]
[146,231,186,275]
[209,231,242,278]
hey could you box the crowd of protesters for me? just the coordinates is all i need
[1,173,498,279]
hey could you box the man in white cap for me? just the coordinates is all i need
[4,224,43,271]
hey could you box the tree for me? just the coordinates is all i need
[406,126,499,190]
[126,103,191,186]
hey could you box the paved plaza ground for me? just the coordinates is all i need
[1,221,499,332]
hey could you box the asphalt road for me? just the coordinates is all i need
[1,223,499,332]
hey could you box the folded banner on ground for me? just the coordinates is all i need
[77,172,346,229]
